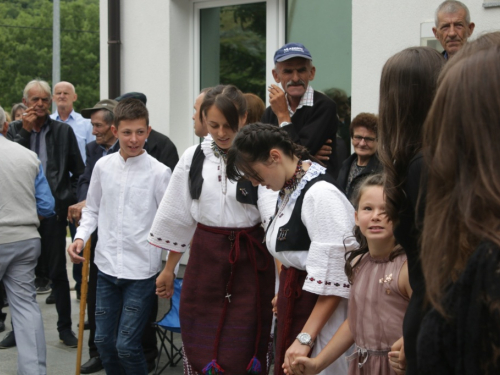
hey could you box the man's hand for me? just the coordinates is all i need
[283,340,311,375]
[269,84,291,124]
[315,139,333,161]
[67,200,86,224]
[156,268,175,299]
[21,106,37,132]
[67,239,85,264]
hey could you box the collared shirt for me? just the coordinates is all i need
[51,110,95,163]
[100,139,119,157]
[29,116,50,172]
[75,151,171,280]
[287,84,315,117]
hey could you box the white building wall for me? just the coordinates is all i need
[99,0,194,154]
[101,0,500,153]
[352,0,500,117]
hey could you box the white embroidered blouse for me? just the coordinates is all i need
[148,135,278,253]
[266,162,357,298]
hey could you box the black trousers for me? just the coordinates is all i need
[38,215,72,333]
[86,231,158,362]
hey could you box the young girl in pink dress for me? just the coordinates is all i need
[292,174,412,375]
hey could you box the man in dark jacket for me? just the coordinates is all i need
[337,112,382,201]
[261,43,339,176]
[6,79,84,348]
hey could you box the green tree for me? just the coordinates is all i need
[0,0,99,116]
[219,3,266,101]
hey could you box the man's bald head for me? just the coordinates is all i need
[53,81,78,112]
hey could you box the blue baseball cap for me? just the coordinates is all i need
[274,43,312,64]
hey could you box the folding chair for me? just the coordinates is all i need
[154,278,183,375]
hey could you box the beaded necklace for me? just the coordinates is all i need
[212,141,229,194]
[211,141,228,163]
[279,160,306,200]
[263,160,308,244]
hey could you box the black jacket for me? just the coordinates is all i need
[145,129,179,172]
[336,152,382,200]
[261,90,338,177]
[7,117,84,217]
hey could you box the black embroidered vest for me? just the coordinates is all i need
[188,144,258,205]
[274,172,338,252]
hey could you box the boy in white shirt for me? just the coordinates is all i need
[67,98,171,375]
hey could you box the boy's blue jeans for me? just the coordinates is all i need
[95,270,156,375]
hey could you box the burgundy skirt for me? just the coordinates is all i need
[180,223,275,374]
[275,266,318,375]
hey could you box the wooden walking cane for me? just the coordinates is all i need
[76,237,92,375]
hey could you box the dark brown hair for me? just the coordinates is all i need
[350,112,378,138]
[377,47,445,224]
[422,45,500,315]
[344,174,403,283]
[113,98,149,127]
[226,122,321,182]
[200,85,247,133]
[243,93,265,125]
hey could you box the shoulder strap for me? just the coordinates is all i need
[189,144,205,200]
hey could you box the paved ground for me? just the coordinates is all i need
[0,239,184,375]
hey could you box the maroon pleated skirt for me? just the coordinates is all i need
[275,266,318,375]
[180,223,275,375]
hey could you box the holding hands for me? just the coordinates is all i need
[388,337,406,374]
[156,268,175,299]
[283,340,311,375]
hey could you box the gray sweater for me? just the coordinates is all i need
[0,136,41,244]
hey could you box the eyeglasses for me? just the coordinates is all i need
[352,135,376,143]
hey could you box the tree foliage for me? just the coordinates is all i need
[219,3,266,101]
[0,0,99,115]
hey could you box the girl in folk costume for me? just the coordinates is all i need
[292,175,412,375]
[226,123,357,375]
[148,86,277,375]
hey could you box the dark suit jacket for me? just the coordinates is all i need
[145,129,179,172]
[77,141,119,202]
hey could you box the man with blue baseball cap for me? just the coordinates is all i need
[261,42,339,176]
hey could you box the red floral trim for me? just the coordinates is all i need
[149,233,186,248]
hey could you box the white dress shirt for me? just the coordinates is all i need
[51,110,95,163]
[76,151,171,279]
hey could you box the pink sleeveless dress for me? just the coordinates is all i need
[347,253,409,375]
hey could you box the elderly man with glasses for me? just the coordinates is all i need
[336,112,382,201]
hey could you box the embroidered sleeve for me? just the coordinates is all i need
[148,146,197,253]
[302,182,358,297]
[257,186,278,229]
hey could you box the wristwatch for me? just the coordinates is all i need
[296,332,314,348]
